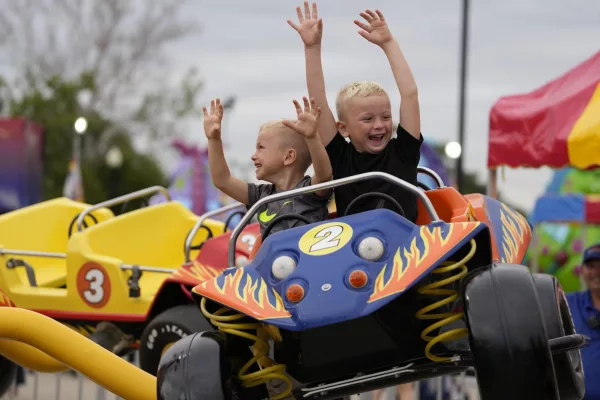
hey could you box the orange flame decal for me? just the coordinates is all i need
[196,268,291,320]
[499,204,531,264]
[0,288,15,307]
[368,222,480,303]
[171,261,224,286]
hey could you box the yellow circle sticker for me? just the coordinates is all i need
[298,222,353,256]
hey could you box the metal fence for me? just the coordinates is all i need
[3,356,480,400]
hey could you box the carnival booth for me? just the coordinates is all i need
[529,193,600,292]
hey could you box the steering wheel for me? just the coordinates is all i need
[186,225,215,254]
[344,192,405,217]
[68,212,99,238]
[417,181,432,191]
[223,211,246,232]
[262,214,311,241]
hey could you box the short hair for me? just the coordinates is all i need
[335,81,388,121]
[259,120,312,172]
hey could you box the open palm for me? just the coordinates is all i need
[354,9,393,47]
[282,97,321,138]
[288,1,323,48]
[202,99,224,140]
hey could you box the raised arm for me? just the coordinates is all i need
[203,99,249,204]
[282,97,332,198]
[355,10,421,139]
[288,2,338,146]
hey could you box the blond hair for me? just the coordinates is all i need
[335,81,388,121]
[259,120,312,172]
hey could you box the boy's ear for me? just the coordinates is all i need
[337,121,349,138]
[283,148,297,166]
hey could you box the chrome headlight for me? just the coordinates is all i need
[272,255,297,280]
[235,255,249,268]
[357,236,384,261]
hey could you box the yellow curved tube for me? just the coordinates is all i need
[0,339,68,373]
[0,308,156,400]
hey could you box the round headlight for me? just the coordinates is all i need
[357,236,384,261]
[235,255,249,268]
[272,255,296,280]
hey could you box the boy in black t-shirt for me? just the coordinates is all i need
[288,3,423,222]
[203,96,332,235]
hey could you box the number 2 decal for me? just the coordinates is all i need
[299,222,353,256]
[309,225,344,252]
[76,262,111,308]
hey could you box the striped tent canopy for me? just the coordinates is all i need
[488,50,600,170]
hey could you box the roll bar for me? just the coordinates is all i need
[417,167,445,188]
[184,202,246,263]
[76,186,170,232]
[227,172,441,267]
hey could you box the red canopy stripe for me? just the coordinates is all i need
[488,51,600,169]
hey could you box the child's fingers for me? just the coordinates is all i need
[315,106,322,120]
[281,119,297,131]
[365,10,378,20]
[311,2,318,20]
[296,6,304,23]
[303,1,310,20]
[359,12,373,23]
[292,99,303,116]
[287,20,300,32]
[357,30,370,41]
[375,10,385,21]
[210,100,215,114]
[317,18,323,32]
[302,96,310,113]
[354,20,371,32]
[202,106,208,117]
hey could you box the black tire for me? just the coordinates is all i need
[157,331,269,400]
[139,304,213,375]
[462,264,559,400]
[532,273,585,400]
[0,356,18,397]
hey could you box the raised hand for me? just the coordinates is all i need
[354,9,394,47]
[202,99,224,140]
[282,96,322,139]
[287,1,323,48]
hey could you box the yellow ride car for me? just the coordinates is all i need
[0,186,260,374]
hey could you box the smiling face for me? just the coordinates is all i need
[335,81,394,154]
[250,121,311,182]
[338,93,393,153]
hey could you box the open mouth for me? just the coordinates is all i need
[254,163,262,169]
[368,134,385,142]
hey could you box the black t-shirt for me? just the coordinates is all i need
[325,124,423,222]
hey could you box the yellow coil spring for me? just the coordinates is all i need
[200,297,292,400]
[415,239,477,362]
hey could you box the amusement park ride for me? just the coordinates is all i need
[0,169,587,400]
[1,49,599,399]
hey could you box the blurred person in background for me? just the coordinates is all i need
[567,243,600,400]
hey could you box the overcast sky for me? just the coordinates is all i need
[166,0,600,211]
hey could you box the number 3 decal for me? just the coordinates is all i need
[299,222,353,256]
[76,262,111,308]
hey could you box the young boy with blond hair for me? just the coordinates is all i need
[203,96,332,235]
[288,2,423,222]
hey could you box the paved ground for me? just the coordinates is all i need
[3,370,480,400]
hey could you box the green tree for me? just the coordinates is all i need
[0,0,204,205]
[5,73,167,204]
